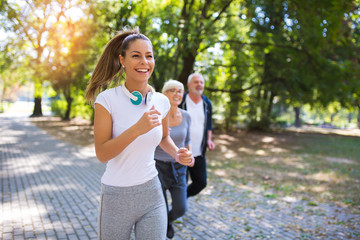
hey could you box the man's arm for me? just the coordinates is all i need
[206,96,215,151]
[207,130,215,151]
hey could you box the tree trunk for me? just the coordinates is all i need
[63,87,73,121]
[330,112,337,124]
[225,93,240,131]
[178,53,196,87]
[63,96,73,121]
[30,97,43,117]
[266,91,275,118]
[347,113,352,123]
[31,79,43,117]
[294,107,301,127]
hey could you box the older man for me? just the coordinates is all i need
[179,73,215,198]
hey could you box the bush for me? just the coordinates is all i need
[50,97,67,117]
[50,93,93,121]
[247,117,271,131]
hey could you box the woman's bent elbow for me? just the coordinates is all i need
[96,153,110,163]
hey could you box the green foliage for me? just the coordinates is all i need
[45,1,102,120]
[237,0,360,129]
[71,91,94,120]
[51,97,67,118]
[0,38,31,112]
[51,90,93,120]
[1,0,359,129]
[247,115,272,131]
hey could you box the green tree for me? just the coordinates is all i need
[0,4,29,112]
[46,1,100,120]
[0,42,30,112]
[337,4,360,128]
[3,0,68,117]
[172,0,235,85]
[241,0,356,130]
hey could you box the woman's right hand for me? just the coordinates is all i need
[176,148,194,167]
[134,105,161,135]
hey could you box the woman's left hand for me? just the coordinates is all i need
[176,148,195,167]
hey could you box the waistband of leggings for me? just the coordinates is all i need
[101,176,159,194]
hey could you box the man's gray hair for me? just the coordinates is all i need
[187,73,204,84]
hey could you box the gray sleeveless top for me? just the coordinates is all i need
[154,109,191,162]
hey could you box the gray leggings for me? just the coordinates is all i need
[98,177,167,240]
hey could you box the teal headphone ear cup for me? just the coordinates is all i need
[121,83,153,105]
[130,91,143,105]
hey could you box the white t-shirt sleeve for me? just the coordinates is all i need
[94,91,112,114]
[155,92,170,119]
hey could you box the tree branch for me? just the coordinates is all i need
[201,0,212,19]
[210,0,233,25]
[205,80,274,94]
[219,39,305,53]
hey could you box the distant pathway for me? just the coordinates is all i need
[1,115,359,240]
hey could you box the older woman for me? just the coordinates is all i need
[154,79,193,239]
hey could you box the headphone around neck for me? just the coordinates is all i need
[121,83,154,105]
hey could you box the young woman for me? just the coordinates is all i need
[85,27,194,240]
[154,80,192,239]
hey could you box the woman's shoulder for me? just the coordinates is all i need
[97,86,121,99]
[180,108,189,115]
[181,109,191,120]
[152,92,170,106]
[153,91,167,100]
[152,92,170,116]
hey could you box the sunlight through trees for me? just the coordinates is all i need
[1,0,359,129]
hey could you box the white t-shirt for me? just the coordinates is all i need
[185,95,204,157]
[95,86,170,187]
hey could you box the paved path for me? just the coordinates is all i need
[1,115,359,240]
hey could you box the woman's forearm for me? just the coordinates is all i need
[95,125,141,163]
[159,135,179,159]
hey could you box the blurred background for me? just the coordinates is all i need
[1,0,359,131]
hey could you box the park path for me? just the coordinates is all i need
[1,114,359,240]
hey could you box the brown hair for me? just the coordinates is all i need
[85,27,152,104]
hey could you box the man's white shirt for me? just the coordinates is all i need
[185,95,204,157]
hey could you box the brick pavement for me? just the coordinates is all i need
[1,115,359,240]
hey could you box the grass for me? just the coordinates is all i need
[206,129,360,206]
